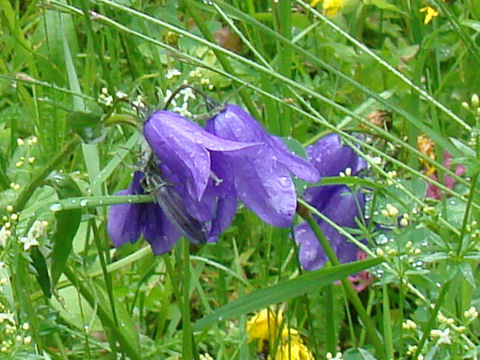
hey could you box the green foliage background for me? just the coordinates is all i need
[0,0,479,359]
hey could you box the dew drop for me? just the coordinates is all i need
[278,176,289,187]
[80,200,88,207]
[49,203,63,212]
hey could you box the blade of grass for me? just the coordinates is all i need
[194,257,383,331]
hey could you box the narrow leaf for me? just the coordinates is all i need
[194,257,382,330]
[46,172,82,286]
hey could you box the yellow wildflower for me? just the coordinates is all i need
[420,6,439,24]
[271,328,314,360]
[247,309,283,343]
[324,0,346,17]
[311,0,346,17]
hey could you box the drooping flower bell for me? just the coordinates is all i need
[206,104,320,227]
[108,110,259,253]
[143,110,258,242]
[294,134,366,270]
[107,171,180,254]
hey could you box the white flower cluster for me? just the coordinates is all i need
[19,220,48,251]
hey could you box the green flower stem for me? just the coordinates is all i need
[300,212,386,360]
[413,281,451,359]
[63,265,142,360]
[457,170,479,256]
[182,0,260,120]
[15,136,82,212]
[182,238,194,360]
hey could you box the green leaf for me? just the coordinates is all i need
[30,248,52,299]
[365,0,404,13]
[194,257,383,330]
[66,111,105,144]
[46,172,82,287]
[344,347,379,360]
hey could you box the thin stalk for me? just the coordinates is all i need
[182,0,260,120]
[325,284,336,355]
[90,219,122,360]
[458,171,480,256]
[181,238,194,360]
[300,211,386,359]
[413,281,451,359]
[63,265,142,360]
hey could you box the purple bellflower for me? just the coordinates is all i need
[108,110,259,254]
[107,171,180,254]
[294,134,367,271]
[206,104,320,227]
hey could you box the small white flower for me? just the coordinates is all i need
[166,68,182,79]
[173,102,192,118]
[132,95,146,109]
[406,345,418,356]
[199,354,214,360]
[20,236,39,251]
[181,87,196,102]
[115,90,128,99]
[402,319,417,330]
[430,328,451,345]
[464,306,478,320]
[27,136,37,145]
[472,93,479,107]
[23,336,32,345]
[164,90,177,108]
[0,227,11,248]
[386,203,399,217]
[0,312,15,324]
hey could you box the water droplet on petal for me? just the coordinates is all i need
[278,176,290,187]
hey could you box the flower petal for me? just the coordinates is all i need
[107,190,142,248]
[142,203,180,254]
[306,133,365,177]
[294,222,327,270]
[295,186,365,270]
[228,147,297,227]
[268,136,319,183]
[144,111,257,200]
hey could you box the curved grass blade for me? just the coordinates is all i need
[194,257,383,330]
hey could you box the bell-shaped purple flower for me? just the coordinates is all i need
[143,110,258,243]
[294,134,367,270]
[107,172,180,254]
[206,104,320,227]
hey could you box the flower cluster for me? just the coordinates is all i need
[246,309,314,360]
[108,103,319,254]
[417,135,466,200]
[294,134,367,271]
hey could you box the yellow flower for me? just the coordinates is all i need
[311,0,346,17]
[271,329,314,360]
[247,309,283,343]
[420,6,439,24]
